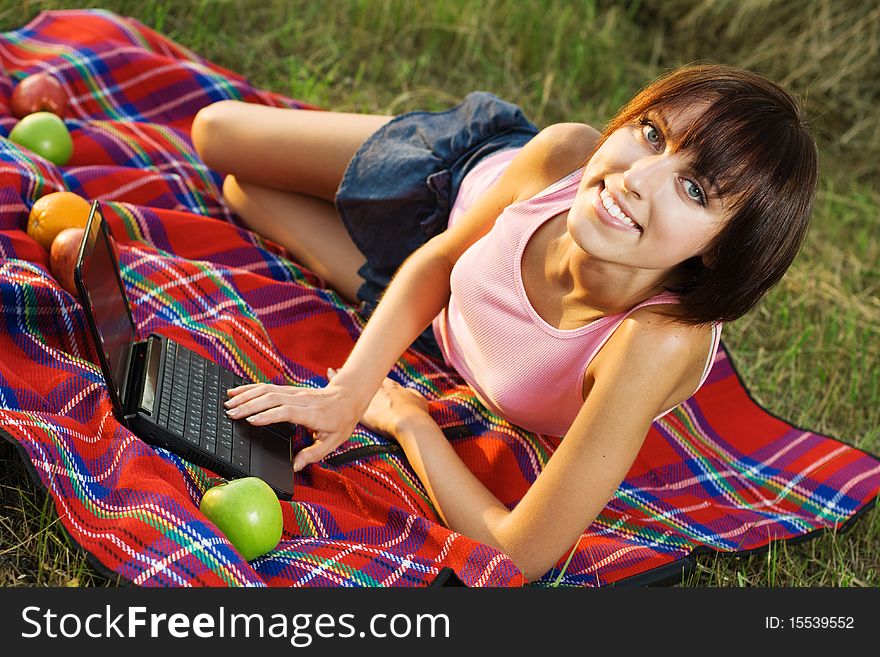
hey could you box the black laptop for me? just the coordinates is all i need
[73,200,295,499]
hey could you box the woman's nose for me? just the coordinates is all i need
[621,168,641,199]
[622,155,666,200]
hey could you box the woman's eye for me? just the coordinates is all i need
[683,179,706,205]
[641,123,661,146]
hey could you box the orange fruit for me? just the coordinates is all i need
[27,191,92,250]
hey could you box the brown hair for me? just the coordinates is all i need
[600,64,819,325]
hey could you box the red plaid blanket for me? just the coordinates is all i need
[1,9,877,587]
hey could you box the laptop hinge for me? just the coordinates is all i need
[137,335,162,417]
[122,339,150,420]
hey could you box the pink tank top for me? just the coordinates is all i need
[431,149,722,436]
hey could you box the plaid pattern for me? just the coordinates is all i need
[0,9,877,587]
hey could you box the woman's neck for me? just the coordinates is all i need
[548,224,677,316]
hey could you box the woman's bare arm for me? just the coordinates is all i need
[224,123,598,469]
[364,313,710,581]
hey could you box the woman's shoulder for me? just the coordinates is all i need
[509,122,601,200]
[590,305,717,411]
[617,305,715,356]
[532,122,602,157]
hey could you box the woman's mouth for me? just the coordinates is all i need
[593,184,642,233]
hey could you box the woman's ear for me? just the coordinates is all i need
[700,245,718,269]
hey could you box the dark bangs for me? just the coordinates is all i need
[603,64,819,325]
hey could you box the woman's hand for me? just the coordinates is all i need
[357,371,432,441]
[224,372,370,472]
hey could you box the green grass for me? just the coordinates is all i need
[0,0,877,588]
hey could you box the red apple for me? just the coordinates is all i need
[49,227,85,296]
[199,477,283,561]
[10,72,68,119]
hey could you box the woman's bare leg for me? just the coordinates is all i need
[191,101,393,302]
[222,175,366,301]
[192,101,392,200]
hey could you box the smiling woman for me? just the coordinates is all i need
[0,0,872,598]
[595,66,819,324]
[568,103,731,292]
[192,63,818,581]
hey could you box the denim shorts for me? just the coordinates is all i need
[335,91,539,358]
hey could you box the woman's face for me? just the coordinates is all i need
[568,105,729,276]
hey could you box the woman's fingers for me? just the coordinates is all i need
[224,383,280,407]
[224,385,350,433]
[229,395,323,428]
[243,406,291,426]
[225,382,264,398]
[228,368,336,401]
[221,374,363,472]
[225,385,309,414]
[241,403,329,429]
[224,390,285,419]
[293,435,344,472]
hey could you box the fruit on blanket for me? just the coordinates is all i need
[50,227,85,295]
[10,72,68,118]
[27,191,92,250]
[199,477,283,561]
[9,111,74,166]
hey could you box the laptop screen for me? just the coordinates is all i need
[76,203,137,404]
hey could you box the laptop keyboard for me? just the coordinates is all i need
[155,341,250,470]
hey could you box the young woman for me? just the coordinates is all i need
[191,64,818,581]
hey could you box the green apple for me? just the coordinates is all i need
[8,111,74,166]
[199,477,283,561]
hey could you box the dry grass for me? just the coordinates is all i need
[635,0,880,185]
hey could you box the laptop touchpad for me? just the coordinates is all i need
[246,429,293,497]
